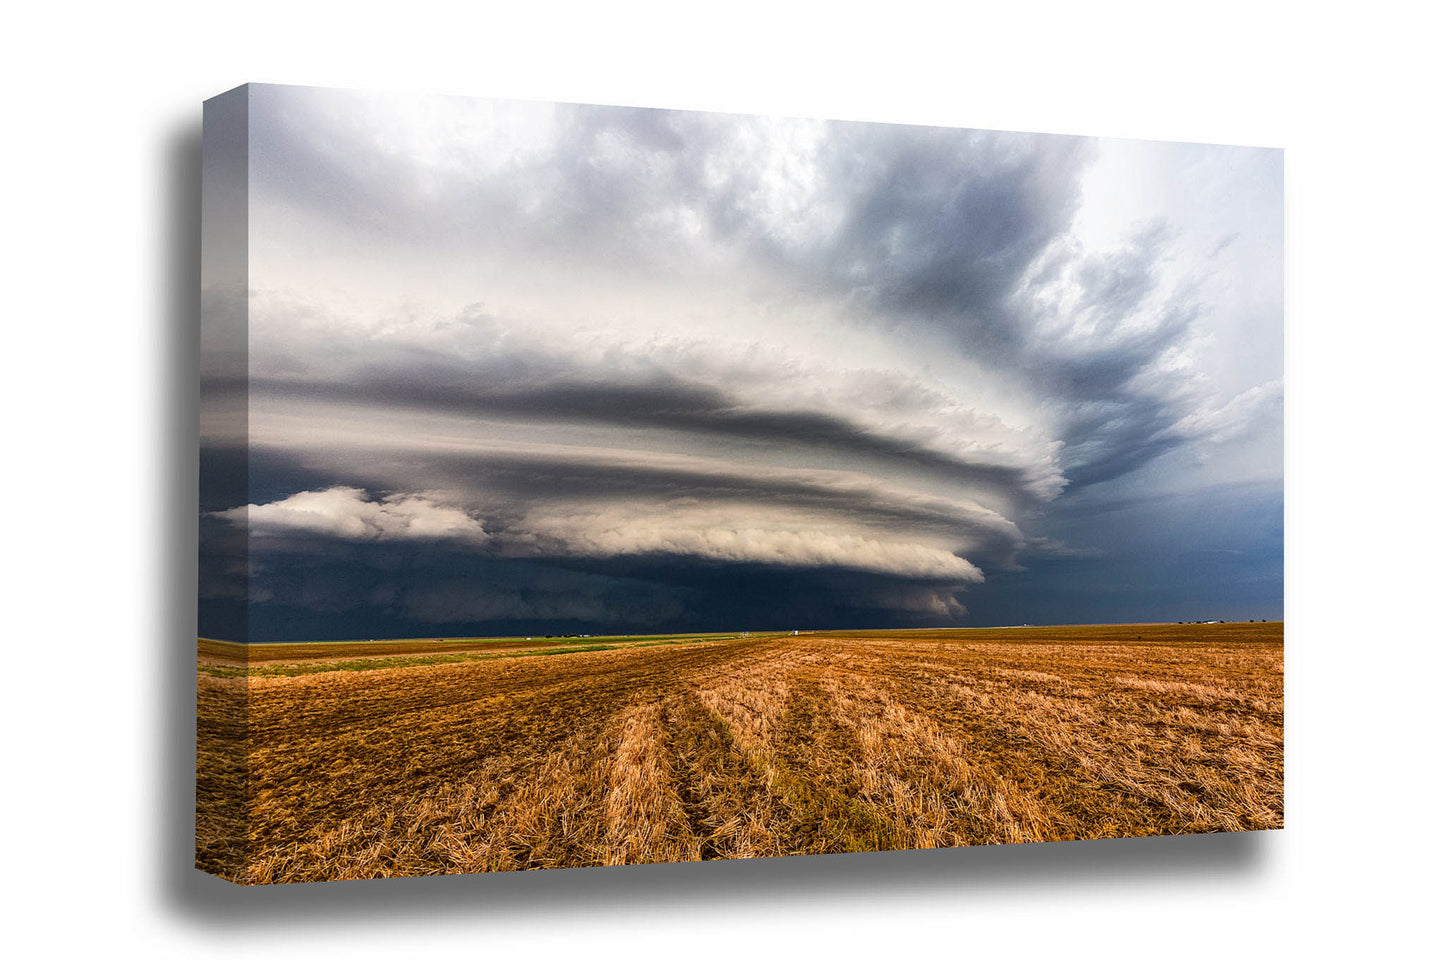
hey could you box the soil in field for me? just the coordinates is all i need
[196,622,1283,883]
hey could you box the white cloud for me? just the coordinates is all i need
[216,487,487,545]
[1173,378,1284,445]
[509,500,984,581]
[220,485,985,583]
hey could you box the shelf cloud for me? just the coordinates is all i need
[201,85,1283,639]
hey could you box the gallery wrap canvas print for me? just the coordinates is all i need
[197,83,1283,884]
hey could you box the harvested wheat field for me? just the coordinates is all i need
[196,621,1283,884]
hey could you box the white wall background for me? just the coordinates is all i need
[3,2,1440,956]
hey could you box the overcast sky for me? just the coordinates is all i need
[201,84,1282,640]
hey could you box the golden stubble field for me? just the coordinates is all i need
[196,622,1283,884]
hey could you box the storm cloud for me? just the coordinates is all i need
[200,85,1282,640]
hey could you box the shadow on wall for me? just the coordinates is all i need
[153,108,1273,931]
[166,829,1270,931]
[156,112,204,921]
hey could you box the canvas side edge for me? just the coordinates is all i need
[196,84,253,883]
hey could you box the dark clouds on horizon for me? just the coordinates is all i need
[200,85,1283,640]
